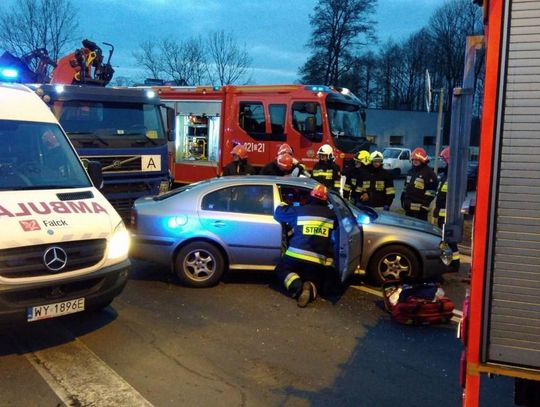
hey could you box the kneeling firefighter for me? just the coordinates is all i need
[273,184,338,307]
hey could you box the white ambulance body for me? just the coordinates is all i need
[0,83,130,323]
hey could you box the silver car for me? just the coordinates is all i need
[130,176,454,287]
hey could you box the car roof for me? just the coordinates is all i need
[193,176,319,190]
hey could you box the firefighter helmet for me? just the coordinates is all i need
[370,150,384,162]
[310,184,328,201]
[317,144,334,159]
[277,153,293,171]
[355,150,372,165]
[277,143,293,156]
[411,147,429,163]
[231,144,248,160]
[439,147,450,164]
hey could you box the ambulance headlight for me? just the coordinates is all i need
[108,221,130,260]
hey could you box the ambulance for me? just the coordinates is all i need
[0,83,130,323]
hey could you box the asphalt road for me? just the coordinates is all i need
[0,257,513,407]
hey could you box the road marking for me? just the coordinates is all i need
[350,284,462,324]
[25,338,153,406]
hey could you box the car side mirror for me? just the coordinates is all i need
[165,106,176,142]
[83,159,104,189]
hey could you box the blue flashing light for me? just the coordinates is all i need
[146,90,156,99]
[0,67,18,80]
[213,85,220,91]
[306,85,326,92]
[356,214,371,225]
[54,84,65,94]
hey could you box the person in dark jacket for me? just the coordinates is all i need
[363,150,395,210]
[401,147,438,221]
[311,144,341,191]
[433,147,460,267]
[261,153,295,176]
[274,184,338,307]
[222,144,255,176]
[343,150,371,203]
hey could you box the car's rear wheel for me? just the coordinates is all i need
[368,245,420,286]
[175,242,224,287]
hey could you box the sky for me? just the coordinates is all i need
[7,0,442,84]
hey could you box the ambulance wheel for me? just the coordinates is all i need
[175,241,224,287]
[368,245,420,286]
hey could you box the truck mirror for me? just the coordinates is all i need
[166,106,176,142]
[86,160,104,189]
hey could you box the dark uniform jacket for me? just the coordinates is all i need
[343,165,367,202]
[401,163,438,214]
[274,200,337,267]
[222,160,256,176]
[260,160,309,177]
[311,161,341,191]
[364,166,395,208]
[434,168,448,228]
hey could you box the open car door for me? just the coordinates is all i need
[329,192,362,282]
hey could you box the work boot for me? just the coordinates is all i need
[297,281,316,308]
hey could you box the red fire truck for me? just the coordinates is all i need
[152,84,370,184]
[462,0,540,405]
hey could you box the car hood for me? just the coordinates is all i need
[374,211,441,237]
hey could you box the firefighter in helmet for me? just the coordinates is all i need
[222,144,255,176]
[311,144,341,191]
[401,147,438,221]
[261,143,308,176]
[346,150,372,204]
[364,150,395,210]
[274,183,338,307]
[433,147,460,267]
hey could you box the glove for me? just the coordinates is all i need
[383,205,390,211]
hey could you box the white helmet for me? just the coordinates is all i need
[317,144,334,158]
[370,151,384,161]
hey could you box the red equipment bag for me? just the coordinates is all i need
[382,280,455,326]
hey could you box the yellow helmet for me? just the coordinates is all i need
[355,150,371,165]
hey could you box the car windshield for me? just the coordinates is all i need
[53,100,166,148]
[326,101,364,138]
[0,120,91,191]
[382,148,401,159]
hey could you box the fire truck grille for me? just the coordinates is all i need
[83,155,142,173]
[0,239,107,279]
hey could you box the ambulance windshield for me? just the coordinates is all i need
[0,120,91,190]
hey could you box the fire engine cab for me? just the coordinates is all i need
[152,84,371,184]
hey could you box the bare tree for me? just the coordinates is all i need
[299,0,377,86]
[133,40,164,80]
[160,38,206,85]
[206,30,252,85]
[0,0,78,62]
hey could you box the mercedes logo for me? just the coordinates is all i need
[43,246,68,272]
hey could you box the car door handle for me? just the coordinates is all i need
[212,220,226,227]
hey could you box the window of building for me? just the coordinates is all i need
[389,135,403,145]
[239,102,266,134]
[424,136,435,145]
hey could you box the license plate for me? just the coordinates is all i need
[27,298,85,322]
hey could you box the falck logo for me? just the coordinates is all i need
[43,247,68,272]
[19,219,41,232]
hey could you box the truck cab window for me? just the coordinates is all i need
[292,102,322,140]
[269,104,286,135]
[239,102,266,134]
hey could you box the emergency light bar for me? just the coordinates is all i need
[0,67,18,81]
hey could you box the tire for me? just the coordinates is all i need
[368,245,420,286]
[175,241,225,287]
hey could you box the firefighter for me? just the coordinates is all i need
[274,183,338,307]
[364,150,395,210]
[311,144,341,191]
[222,144,255,176]
[276,143,309,177]
[345,150,371,204]
[433,147,460,266]
[401,147,438,221]
[260,153,295,176]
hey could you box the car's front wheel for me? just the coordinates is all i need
[175,242,225,287]
[368,245,420,285]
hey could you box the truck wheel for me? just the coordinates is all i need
[175,242,225,287]
[368,245,420,286]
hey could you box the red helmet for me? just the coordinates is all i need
[277,143,293,156]
[439,147,450,164]
[231,144,248,160]
[411,147,429,163]
[311,184,328,201]
[277,153,293,171]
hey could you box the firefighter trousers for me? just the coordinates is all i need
[275,255,333,298]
